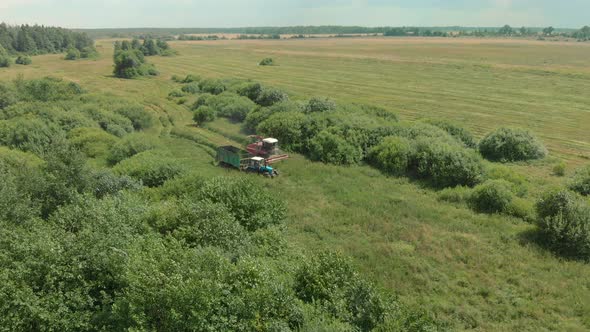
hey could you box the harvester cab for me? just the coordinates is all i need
[247,136,289,163]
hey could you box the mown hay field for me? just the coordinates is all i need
[1,37,590,331]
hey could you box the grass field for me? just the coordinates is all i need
[2,37,590,331]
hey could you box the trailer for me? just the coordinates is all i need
[216,145,279,177]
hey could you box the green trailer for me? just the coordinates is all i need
[216,145,250,170]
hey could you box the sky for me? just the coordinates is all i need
[0,0,588,29]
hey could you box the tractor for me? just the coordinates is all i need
[216,146,280,178]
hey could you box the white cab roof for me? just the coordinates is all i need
[251,156,265,161]
[262,138,278,144]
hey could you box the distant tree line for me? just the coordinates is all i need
[76,25,590,41]
[178,34,224,41]
[0,22,93,55]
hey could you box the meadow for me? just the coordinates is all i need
[1,36,590,331]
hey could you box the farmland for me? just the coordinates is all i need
[1,36,590,331]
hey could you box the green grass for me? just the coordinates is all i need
[1,37,589,331]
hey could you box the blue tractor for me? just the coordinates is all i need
[245,156,279,178]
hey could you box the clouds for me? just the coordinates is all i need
[0,0,588,28]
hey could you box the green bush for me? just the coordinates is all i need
[206,92,257,122]
[308,129,363,165]
[0,55,12,67]
[168,89,184,98]
[193,105,216,124]
[423,119,477,148]
[295,251,386,331]
[147,199,248,251]
[191,93,213,110]
[181,82,200,94]
[535,189,590,260]
[113,49,145,79]
[479,127,547,162]
[15,56,32,65]
[245,100,302,131]
[257,111,306,150]
[80,46,98,58]
[181,74,201,83]
[198,78,226,94]
[413,138,485,187]
[68,127,119,158]
[81,105,134,137]
[237,82,263,101]
[506,197,536,222]
[259,57,275,66]
[256,87,289,106]
[90,169,141,198]
[552,162,566,176]
[0,116,64,153]
[16,77,84,102]
[107,133,160,165]
[438,186,473,204]
[568,165,590,196]
[114,104,153,130]
[368,136,414,176]
[194,176,287,232]
[0,82,17,109]
[65,47,80,60]
[113,150,184,187]
[305,97,337,113]
[468,180,514,214]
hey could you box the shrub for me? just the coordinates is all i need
[479,127,547,162]
[237,82,263,101]
[194,176,287,232]
[114,105,153,131]
[113,49,145,79]
[68,127,119,158]
[198,78,226,95]
[308,129,363,165]
[90,169,141,198]
[413,138,485,187]
[295,251,386,331]
[15,56,32,65]
[423,119,477,148]
[206,92,257,122]
[81,105,134,137]
[259,57,275,66]
[256,87,289,107]
[0,117,64,153]
[305,97,337,113]
[65,48,80,60]
[80,46,98,58]
[191,93,213,110]
[0,55,11,67]
[16,77,84,102]
[257,111,306,150]
[181,82,200,94]
[181,74,200,83]
[535,189,590,260]
[552,162,566,177]
[113,150,184,187]
[0,83,17,109]
[468,180,514,214]
[438,186,472,204]
[107,133,160,165]
[168,90,184,98]
[506,197,535,222]
[568,165,590,196]
[368,136,414,176]
[193,106,216,125]
[147,199,248,251]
